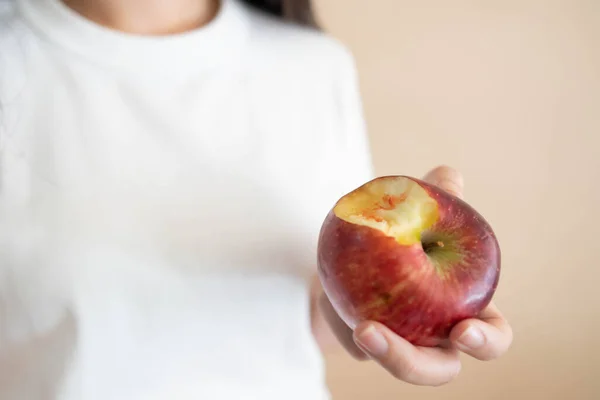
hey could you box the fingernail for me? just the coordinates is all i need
[355,325,388,357]
[457,326,485,349]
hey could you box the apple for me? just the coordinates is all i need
[317,175,500,347]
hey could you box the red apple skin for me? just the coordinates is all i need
[317,176,500,347]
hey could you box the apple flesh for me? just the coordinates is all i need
[317,175,500,347]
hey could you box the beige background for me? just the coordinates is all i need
[315,1,600,399]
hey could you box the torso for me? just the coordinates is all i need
[0,0,373,398]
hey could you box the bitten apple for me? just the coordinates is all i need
[317,175,500,347]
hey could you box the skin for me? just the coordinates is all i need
[63,0,513,387]
[63,0,220,34]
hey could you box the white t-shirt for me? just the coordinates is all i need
[0,0,374,399]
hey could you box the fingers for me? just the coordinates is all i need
[353,321,461,386]
[318,294,369,360]
[422,165,464,199]
[449,302,513,361]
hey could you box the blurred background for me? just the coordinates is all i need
[315,1,599,399]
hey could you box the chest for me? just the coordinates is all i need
[0,65,343,275]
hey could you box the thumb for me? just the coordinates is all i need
[422,165,464,199]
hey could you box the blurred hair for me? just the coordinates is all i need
[240,0,319,28]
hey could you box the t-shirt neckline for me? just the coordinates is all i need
[16,0,250,76]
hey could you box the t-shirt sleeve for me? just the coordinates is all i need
[330,44,376,197]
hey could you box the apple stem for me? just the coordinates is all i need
[422,240,445,254]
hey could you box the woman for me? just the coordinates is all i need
[0,0,512,398]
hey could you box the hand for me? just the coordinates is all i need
[319,166,513,386]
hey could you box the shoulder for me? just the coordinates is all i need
[0,1,36,102]
[0,1,32,79]
[0,0,21,39]
[240,2,359,81]
[0,0,15,17]
[1,1,38,144]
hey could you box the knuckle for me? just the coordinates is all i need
[479,346,502,361]
[505,324,514,345]
[433,362,462,387]
[349,347,370,361]
[480,332,513,361]
[448,363,462,381]
[389,358,419,382]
